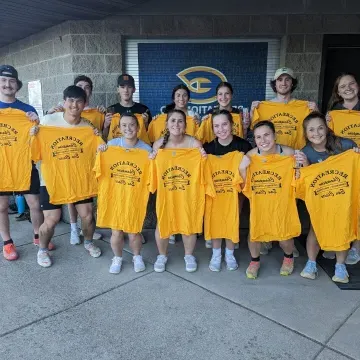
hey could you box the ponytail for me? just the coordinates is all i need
[160,129,170,149]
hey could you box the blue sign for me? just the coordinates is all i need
[138,42,268,116]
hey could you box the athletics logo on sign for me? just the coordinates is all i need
[177,66,227,105]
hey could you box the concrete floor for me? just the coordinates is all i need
[1,216,360,360]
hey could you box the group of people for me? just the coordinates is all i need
[1,63,360,285]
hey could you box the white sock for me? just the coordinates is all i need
[70,223,78,232]
[212,248,221,257]
[225,248,234,256]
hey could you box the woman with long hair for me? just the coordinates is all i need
[295,112,359,283]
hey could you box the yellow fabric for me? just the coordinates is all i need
[243,154,300,242]
[94,147,150,232]
[296,150,360,251]
[252,100,311,149]
[196,113,243,144]
[147,113,199,143]
[204,152,244,243]
[0,108,33,191]
[328,110,360,146]
[108,113,150,144]
[32,126,104,204]
[149,148,215,239]
[81,109,105,130]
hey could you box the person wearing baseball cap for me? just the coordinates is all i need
[0,65,45,261]
[103,74,152,139]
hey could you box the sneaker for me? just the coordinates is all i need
[246,261,260,279]
[33,238,56,251]
[109,257,122,274]
[260,242,272,255]
[280,257,294,276]
[332,263,349,284]
[80,230,102,241]
[154,255,168,272]
[169,235,176,245]
[209,254,221,272]
[133,255,146,272]
[15,212,28,221]
[322,251,336,260]
[346,248,360,265]
[293,245,300,258]
[8,207,17,215]
[184,255,197,272]
[37,250,52,268]
[234,242,239,250]
[205,240,212,249]
[3,243,19,261]
[70,230,81,245]
[225,254,238,271]
[84,242,101,258]
[300,260,318,280]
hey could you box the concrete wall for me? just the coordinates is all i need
[0,13,360,110]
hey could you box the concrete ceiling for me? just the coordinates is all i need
[0,0,149,48]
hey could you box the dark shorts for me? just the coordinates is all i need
[39,186,93,211]
[0,164,40,197]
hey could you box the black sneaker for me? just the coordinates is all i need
[15,212,29,221]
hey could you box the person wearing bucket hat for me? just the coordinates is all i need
[103,74,152,139]
[0,65,45,261]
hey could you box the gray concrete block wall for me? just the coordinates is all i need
[1,13,360,110]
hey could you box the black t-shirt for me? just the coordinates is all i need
[203,135,252,156]
[110,102,152,123]
[205,106,240,115]
[331,100,360,111]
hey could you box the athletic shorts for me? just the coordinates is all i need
[39,186,93,211]
[0,164,40,197]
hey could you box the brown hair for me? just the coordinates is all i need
[211,109,233,130]
[119,113,139,128]
[303,111,342,154]
[327,73,359,110]
[160,109,187,149]
[253,120,276,135]
[269,78,298,94]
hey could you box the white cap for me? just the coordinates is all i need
[273,67,296,80]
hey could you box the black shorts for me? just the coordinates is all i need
[39,186,93,211]
[0,164,40,197]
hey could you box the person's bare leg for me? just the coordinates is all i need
[306,225,320,261]
[155,225,169,255]
[110,230,124,256]
[39,209,61,248]
[182,234,196,255]
[24,194,43,236]
[129,233,142,256]
[0,196,11,241]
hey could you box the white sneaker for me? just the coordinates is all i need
[37,250,52,268]
[184,255,197,272]
[80,230,102,241]
[154,255,168,272]
[133,255,146,272]
[225,254,238,271]
[205,240,212,249]
[209,254,221,272]
[346,248,360,265]
[84,242,101,258]
[169,235,176,244]
[293,245,300,258]
[70,230,81,245]
[260,242,272,255]
[109,256,122,274]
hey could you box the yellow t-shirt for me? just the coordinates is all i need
[149,148,215,239]
[328,110,360,146]
[243,154,300,242]
[94,147,150,233]
[147,113,199,143]
[0,108,33,191]
[108,113,150,144]
[81,109,105,130]
[32,126,104,204]
[252,100,311,149]
[296,150,360,251]
[204,152,244,243]
[196,113,244,144]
